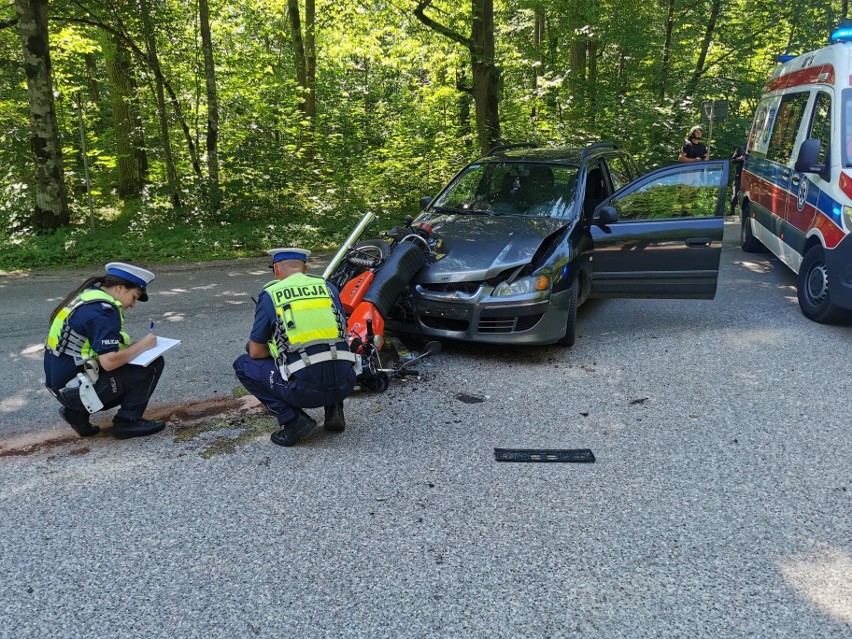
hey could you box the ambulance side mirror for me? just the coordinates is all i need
[795,138,830,180]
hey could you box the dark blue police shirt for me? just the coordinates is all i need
[44,296,123,390]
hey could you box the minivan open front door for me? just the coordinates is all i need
[588,160,728,299]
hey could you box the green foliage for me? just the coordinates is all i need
[1,0,848,271]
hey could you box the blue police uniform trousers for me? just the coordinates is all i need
[52,356,165,422]
[233,353,356,426]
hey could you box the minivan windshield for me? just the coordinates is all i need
[432,162,579,218]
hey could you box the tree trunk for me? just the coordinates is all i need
[567,0,587,121]
[199,0,220,209]
[287,0,315,155]
[532,7,544,120]
[414,0,499,155]
[288,0,307,91]
[15,0,69,229]
[305,0,316,120]
[456,67,472,142]
[470,0,499,153]
[682,0,722,102]
[140,0,181,208]
[84,53,100,104]
[587,38,597,126]
[103,32,143,197]
[658,0,675,101]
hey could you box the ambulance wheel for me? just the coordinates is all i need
[554,279,578,348]
[797,245,846,323]
[374,372,390,393]
[347,240,390,269]
[740,204,763,253]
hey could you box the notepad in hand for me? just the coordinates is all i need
[128,336,181,366]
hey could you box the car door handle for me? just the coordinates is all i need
[791,174,801,186]
[685,237,711,248]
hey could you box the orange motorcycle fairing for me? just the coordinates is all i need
[340,271,375,315]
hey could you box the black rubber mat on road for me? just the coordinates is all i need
[494,448,595,463]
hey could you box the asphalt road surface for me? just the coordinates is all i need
[1,221,850,638]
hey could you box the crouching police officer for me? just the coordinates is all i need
[233,247,358,447]
[44,262,166,439]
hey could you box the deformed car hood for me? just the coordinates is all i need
[415,213,565,283]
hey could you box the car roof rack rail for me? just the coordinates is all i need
[486,142,539,157]
[580,141,618,158]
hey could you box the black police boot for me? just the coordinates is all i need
[112,416,166,440]
[271,411,317,447]
[324,403,346,432]
[59,407,100,437]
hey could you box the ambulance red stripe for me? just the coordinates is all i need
[763,64,835,92]
[742,170,846,248]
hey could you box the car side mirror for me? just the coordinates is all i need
[592,205,618,226]
[795,138,830,180]
[419,196,433,210]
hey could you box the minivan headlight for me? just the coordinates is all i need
[492,275,551,297]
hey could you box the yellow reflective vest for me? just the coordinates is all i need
[45,289,130,364]
[262,273,346,360]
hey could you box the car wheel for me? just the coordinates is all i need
[554,279,578,348]
[740,203,764,253]
[797,245,847,323]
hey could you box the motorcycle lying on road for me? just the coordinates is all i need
[324,212,441,391]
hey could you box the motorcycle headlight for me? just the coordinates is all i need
[492,275,551,297]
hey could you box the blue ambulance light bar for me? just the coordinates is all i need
[775,55,797,63]
[831,20,852,43]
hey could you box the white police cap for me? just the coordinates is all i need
[104,262,155,302]
[267,247,311,263]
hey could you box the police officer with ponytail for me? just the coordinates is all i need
[44,262,166,439]
[233,247,358,447]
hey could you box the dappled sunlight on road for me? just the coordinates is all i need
[161,311,185,323]
[18,343,44,360]
[0,452,159,502]
[779,544,852,625]
[0,389,32,414]
[737,259,774,274]
[234,269,268,277]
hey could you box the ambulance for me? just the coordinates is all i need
[739,24,852,322]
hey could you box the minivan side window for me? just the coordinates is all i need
[809,92,831,166]
[766,92,810,163]
[606,156,633,192]
[610,166,723,220]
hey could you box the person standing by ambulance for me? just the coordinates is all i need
[729,143,746,216]
[44,262,166,439]
[678,125,709,162]
[233,247,358,447]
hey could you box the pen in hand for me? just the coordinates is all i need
[149,320,155,332]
